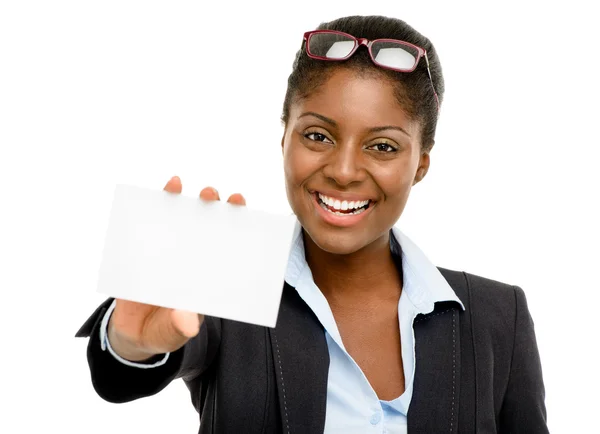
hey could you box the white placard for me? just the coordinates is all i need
[97,184,297,327]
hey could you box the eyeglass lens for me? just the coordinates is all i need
[307,33,419,71]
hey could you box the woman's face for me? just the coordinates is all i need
[282,68,430,255]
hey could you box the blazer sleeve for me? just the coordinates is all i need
[75,298,221,403]
[498,286,549,434]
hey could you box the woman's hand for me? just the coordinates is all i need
[107,176,246,362]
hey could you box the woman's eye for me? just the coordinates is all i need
[305,132,332,143]
[369,143,397,153]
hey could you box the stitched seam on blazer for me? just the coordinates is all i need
[463,271,479,432]
[412,306,459,431]
[261,327,270,434]
[273,332,290,434]
[451,310,456,432]
[414,308,452,323]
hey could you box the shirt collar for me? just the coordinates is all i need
[390,225,465,313]
[284,220,465,314]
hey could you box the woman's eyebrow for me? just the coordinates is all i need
[298,111,411,138]
[368,125,412,138]
[298,111,338,127]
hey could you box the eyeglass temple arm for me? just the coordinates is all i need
[424,52,440,113]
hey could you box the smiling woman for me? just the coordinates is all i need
[76,14,549,434]
[282,69,425,254]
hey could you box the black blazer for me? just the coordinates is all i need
[76,267,548,433]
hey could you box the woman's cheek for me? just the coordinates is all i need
[286,145,320,186]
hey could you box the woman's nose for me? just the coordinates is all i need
[321,144,367,187]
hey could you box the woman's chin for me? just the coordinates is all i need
[304,230,371,256]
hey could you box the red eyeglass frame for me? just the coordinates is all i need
[302,30,439,112]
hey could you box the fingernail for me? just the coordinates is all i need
[200,187,219,199]
[203,187,218,195]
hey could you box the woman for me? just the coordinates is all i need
[76,15,548,433]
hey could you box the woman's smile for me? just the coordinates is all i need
[308,189,376,228]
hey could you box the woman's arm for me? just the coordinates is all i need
[498,286,549,433]
[76,298,221,403]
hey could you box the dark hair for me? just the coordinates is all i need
[281,15,445,151]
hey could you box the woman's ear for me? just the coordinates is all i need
[281,128,287,155]
[413,152,430,185]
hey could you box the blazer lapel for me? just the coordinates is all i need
[408,302,462,434]
[269,283,329,434]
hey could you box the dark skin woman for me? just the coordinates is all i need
[81,14,548,434]
[282,67,427,399]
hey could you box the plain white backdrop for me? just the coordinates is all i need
[1,1,598,432]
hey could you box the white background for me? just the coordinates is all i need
[1,1,598,432]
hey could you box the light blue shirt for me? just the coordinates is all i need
[284,223,464,433]
[100,221,464,434]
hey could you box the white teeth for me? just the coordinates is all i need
[318,193,370,212]
[319,200,367,215]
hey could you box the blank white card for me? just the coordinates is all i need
[97,184,297,327]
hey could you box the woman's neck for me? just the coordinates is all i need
[303,231,402,304]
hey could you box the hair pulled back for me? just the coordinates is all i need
[282,15,445,151]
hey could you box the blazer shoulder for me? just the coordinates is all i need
[438,267,523,372]
[437,267,522,338]
[438,266,518,305]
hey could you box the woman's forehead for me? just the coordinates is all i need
[291,69,417,132]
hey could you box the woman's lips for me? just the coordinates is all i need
[311,191,374,228]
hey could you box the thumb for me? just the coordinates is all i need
[142,308,202,354]
[170,309,202,338]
